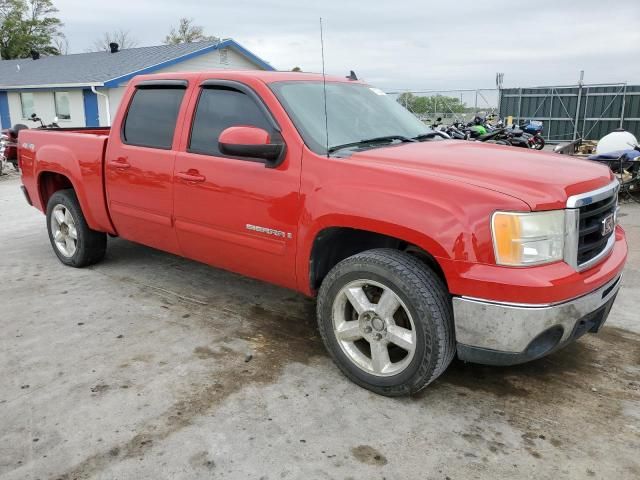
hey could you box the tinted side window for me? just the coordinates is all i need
[189,88,273,157]
[123,88,185,149]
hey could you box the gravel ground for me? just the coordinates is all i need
[0,174,638,480]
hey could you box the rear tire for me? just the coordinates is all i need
[46,189,106,267]
[317,249,455,396]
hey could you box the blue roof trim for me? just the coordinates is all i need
[103,39,275,88]
[1,86,90,92]
[224,40,275,71]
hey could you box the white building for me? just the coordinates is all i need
[0,40,274,129]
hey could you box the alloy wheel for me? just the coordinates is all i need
[50,204,78,257]
[331,279,417,376]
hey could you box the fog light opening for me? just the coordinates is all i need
[525,326,564,359]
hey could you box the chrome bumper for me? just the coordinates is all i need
[453,274,622,365]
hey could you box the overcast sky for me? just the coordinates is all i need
[54,0,640,91]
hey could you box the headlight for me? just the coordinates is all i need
[491,210,565,266]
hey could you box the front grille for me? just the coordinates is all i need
[577,193,616,265]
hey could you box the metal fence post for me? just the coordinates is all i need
[620,83,627,129]
[581,88,589,140]
[573,71,584,140]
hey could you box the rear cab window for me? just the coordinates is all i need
[123,83,187,149]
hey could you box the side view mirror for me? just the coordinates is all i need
[219,126,286,168]
[30,113,37,119]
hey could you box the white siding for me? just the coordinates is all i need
[6,90,85,128]
[154,48,261,73]
[97,87,126,126]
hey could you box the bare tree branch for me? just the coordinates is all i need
[91,29,138,52]
[164,17,219,45]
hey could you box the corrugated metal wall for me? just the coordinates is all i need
[499,84,640,142]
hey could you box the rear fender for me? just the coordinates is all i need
[35,143,115,234]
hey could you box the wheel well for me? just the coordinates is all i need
[309,227,447,292]
[39,172,73,208]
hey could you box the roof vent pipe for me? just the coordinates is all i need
[30,50,40,60]
[109,43,119,53]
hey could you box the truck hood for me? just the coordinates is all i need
[348,140,614,210]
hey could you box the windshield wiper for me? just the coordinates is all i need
[412,132,442,141]
[328,135,416,154]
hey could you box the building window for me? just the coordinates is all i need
[20,92,35,119]
[54,91,71,120]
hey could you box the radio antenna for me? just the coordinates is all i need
[320,17,329,158]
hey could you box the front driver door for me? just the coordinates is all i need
[173,80,302,289]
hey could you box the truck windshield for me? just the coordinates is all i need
[270,81,432,155]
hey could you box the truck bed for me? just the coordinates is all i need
[19,127,115,234]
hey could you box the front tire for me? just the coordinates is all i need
[317,249,455,396]
[46,189,107,267]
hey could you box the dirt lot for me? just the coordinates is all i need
[1,172,639,480]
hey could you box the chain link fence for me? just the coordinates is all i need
[385,88,499,125]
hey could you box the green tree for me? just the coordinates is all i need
[397,92,467,116]
[164,17,219,45]
[0,0,64,60]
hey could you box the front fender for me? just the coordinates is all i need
[295,166,529,295]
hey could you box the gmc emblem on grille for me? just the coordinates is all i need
[601,214,614,236]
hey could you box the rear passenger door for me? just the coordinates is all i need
[173,80,302,289]
[105,81,188,254]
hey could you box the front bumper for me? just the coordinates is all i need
[453,273,622,365]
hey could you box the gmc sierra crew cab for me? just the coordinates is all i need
[17,71,627,396]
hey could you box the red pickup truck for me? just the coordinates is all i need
[18,71,627,396]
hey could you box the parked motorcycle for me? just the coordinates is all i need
[29,113,60,129]
[519,120,545,150]
[0,124,25,175]
[1,113,60,175]
[469,117,531,148]
[588,144,640,195]
[422,114,545,150]
[444,121,470,140]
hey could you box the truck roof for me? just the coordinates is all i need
[131,70,364,85]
